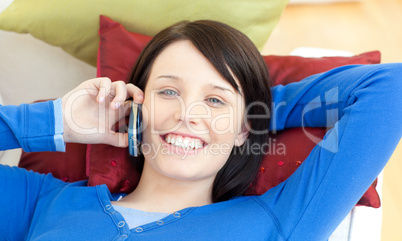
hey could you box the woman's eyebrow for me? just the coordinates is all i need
[210,84,243,97]
[156,75,182,82]
[209,84,235,95]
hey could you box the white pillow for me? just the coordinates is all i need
[0,30,96,106]
[0,0,95,166]
[0,1,96,106]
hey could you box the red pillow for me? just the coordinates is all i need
[243,128,380,208]
[96,17,152,82]
[19,142,88,182]
[19,15,382,208]
[264,53,380,86]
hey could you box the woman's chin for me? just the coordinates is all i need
[144,157,215,183]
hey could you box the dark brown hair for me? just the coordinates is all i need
[128,20,272,202]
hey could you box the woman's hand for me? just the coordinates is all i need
[61,78,144,147]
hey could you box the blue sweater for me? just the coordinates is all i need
[0,64,401,241]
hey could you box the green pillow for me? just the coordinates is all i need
[0,0,288,66]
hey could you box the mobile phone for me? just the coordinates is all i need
[128,102,142,157]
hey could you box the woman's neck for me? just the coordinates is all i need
[112,162,214,213]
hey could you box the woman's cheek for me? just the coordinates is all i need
[210,106,240,137]
[145,97,184,133]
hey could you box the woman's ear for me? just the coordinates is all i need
[234,123,250,147]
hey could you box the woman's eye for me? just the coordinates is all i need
[206,98,225,106]
[159,89,178,96]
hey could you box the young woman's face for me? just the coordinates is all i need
[141,40,248,183]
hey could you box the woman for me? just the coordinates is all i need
[0,20,401,240]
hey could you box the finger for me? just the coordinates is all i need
[126,83,144,104]
[114,100,132,120]
[96,78,112,103]
[110,81,127,110]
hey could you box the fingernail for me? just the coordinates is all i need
[134,94,144,104]
[115,102,121,109]
[99,96,105,103]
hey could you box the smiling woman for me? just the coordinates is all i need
[123,40,254,211]
[127,20,272,208]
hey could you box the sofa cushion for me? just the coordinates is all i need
[0,0,289,66]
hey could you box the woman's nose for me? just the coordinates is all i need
[174,98,211,126]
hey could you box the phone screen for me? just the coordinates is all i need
[128,102,142,156]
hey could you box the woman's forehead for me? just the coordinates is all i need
[147,40,242,95]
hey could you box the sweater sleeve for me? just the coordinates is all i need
[0,165,65,240]
[0,99,67,239]
[261,63,402,240]
[0,99,65,152]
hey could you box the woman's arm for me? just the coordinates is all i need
[0,165,66,240]
[0,78,144,239]
[263,63,402,240]
[0,78,144,152]
[0,99,62,152]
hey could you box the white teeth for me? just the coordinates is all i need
[189,140,195,149]
[175,136,183,146]
[182,138,189,147]
[164,134,204,150]
[195,142,203,149]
